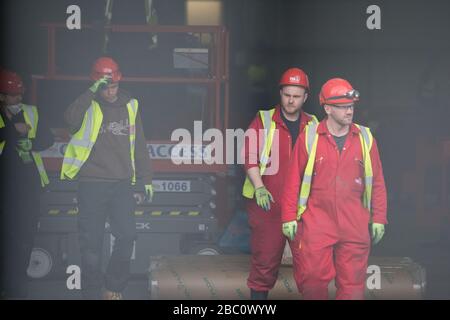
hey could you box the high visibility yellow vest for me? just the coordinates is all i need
[242,108,318,199]
[0,104,50,187]
[60,99,139,184]
[296,122,374,220]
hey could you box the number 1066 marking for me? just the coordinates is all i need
[154,180,191,192]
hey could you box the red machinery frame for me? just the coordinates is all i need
[32,23,230,173]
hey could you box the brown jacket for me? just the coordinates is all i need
[64,89,153,186]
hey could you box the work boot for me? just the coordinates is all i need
[103,290,123,300]
[250,289,268,300]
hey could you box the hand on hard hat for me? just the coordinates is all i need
[90,57,122,82]
[89,76,111,93]
[255,186,274,211]
[282,220,298,241]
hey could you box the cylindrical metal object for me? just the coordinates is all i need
[149,255,425,300]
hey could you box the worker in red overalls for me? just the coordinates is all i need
[241,68,318,300]
[281,78,387,300]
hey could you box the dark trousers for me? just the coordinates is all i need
[77,180,137,299]
[0,179,39,299]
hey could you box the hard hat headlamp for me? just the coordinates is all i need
[327,89,360,101]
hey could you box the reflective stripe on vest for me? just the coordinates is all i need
[297,123,373,220]
[0,105,49,187]
[297,121,319,216]
[354,124,374,212]
[127,99,138,184]
[22,104,50,187]
[60,99,139,184]
[242,108,319,199]
[22,104,38,138]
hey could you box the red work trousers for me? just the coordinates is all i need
[291,195,371,300]
[247,201,297,292]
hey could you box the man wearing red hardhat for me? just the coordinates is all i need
[281,78,387,299]
[241,68,318,300]
[0,69,53,298]
[61,57,154,300]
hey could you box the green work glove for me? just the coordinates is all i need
[282,221,298,241]
[145,184,154,202]
[371,223,385,245]
[17,138,32,152]
[89,76,110,93]
[16,148,33,164]
[255,186,274,211]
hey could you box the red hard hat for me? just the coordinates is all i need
[0,69,25,95]
[90,57,122,82]
[279,68,309,90]
[319,78,359,106]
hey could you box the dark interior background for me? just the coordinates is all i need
[1,0,450,298]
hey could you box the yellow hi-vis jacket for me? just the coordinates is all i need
[60,99,138,184]
[296,121,374,220]
[242,108,318,199]
[0,104,49,187]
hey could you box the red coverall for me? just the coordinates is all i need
[281,120,387,299]
[243,106,314,292]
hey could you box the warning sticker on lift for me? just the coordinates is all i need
[153,180,191,192]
